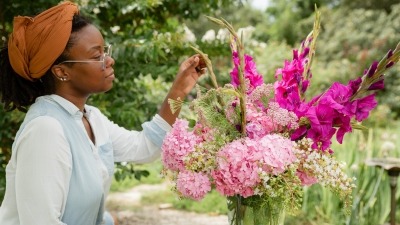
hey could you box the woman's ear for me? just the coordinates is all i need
[51,65,69,82]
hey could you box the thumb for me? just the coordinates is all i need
[189,56,200,68]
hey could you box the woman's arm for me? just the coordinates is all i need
[158,54,205,125]
[14,117,71,225]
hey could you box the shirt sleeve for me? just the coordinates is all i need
[14,116,71,225]
[100,112,172,163]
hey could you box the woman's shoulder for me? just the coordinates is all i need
[23,115,64,134]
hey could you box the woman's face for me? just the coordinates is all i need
[59,24,115,96]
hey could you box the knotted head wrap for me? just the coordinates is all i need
[8,1,79,81]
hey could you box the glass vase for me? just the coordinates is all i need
[227,195,285,225]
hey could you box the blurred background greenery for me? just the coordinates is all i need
[1,0,400,224]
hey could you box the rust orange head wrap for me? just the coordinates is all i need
[8,1,79,81]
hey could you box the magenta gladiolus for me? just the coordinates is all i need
[334,115,352,144]
[230,52,263,93]
[368,78,385,90]
[366,61,378,77]
[319,82,352,112]
[354,94,377,121]
[274,83,301,111]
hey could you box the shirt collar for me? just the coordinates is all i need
[40,94,92,118]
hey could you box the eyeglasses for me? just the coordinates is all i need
[58,45,112,70]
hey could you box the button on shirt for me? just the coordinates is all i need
[0,94,172,225]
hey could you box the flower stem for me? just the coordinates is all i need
[299,6,321,100]
[350,41,400,101]
[190,46,219,89]
[206,16,247,136]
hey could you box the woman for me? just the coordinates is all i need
[0,1,205,225]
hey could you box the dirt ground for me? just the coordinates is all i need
[109,206,228,225]
[106,183,229,225]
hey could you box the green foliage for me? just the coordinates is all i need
[0,109,24,202]
[113,163,150,183]
[340,0,400,12]
[265,0,332,45]
[252,41,293,82]
[110,160,164,192]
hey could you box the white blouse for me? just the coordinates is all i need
[0,94,171,225]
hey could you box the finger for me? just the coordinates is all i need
[192,56,208,73]
[190,56,200,68]
[188,56,204,74]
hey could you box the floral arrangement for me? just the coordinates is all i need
[161,11,400,225]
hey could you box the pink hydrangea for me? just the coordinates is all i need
[256,134,297,175]
[245,108,275,139]
[212,138,261,197]
[212,134,297,197]
[162,119,201,171]
[246,102,298,139]
[176,171,211,200]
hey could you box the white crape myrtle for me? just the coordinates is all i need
[237,26,255,42]
[182,25,196,42]
[216,28,229,42]
[201,29,216,42]
[110,26,120,34]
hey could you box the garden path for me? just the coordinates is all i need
[106,183,229,225]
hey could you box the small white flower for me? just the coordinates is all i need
[216,28,229,41]
[110,26,120,34]
[80,0,89,6]
[237,26,255,42]
[93,8,100,14]
[201,30,216,42]
[258,42,267,48]
[122,5,134,14]
[183,25,196,42]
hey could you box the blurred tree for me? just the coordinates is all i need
[340,0,400,12]
[265,0,334,45]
